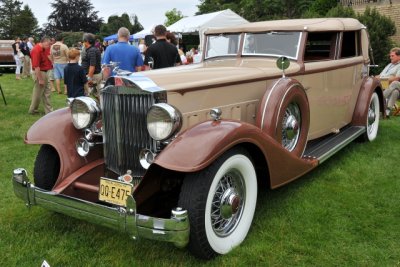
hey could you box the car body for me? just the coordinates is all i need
[0,40,16,68]
[12,18,384,259]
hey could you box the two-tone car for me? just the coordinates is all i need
[12,18,384,259]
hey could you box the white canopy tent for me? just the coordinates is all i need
[167,9,248,50]
[132,25,156,40]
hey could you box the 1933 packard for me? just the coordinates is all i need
[12,18,384,259]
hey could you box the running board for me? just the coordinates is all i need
[303,126,365,163]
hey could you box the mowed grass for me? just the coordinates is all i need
[0,72,399,266]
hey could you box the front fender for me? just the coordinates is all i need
[153,119,317,188]
[25,108,103,186]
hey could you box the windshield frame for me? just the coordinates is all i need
[204,31,303,61]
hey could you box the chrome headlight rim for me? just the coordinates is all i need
[147,103,182,141]
[71,96,100,130]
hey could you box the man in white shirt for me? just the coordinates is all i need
[376,47,400,116]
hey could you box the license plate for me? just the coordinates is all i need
[99,177,133,207]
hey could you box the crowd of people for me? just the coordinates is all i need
[11,24,201,115]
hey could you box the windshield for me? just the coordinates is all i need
[243,32,301,59]
[205,34,240,58]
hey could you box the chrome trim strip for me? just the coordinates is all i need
[12,169,189,248]
[260,78,283,130]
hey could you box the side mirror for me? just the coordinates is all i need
[276,56,290,78]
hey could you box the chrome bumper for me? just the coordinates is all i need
[12,168,189,248]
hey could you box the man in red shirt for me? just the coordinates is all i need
[28,37,53,115]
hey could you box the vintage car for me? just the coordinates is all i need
[12,18,384,259]
[0,40,16,68]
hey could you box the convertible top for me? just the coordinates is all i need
[205,18,365,34]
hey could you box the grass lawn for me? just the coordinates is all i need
[0,72,399,266]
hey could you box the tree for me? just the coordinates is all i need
[46,0,103,34]
[13,5,40,37]
[0,0,22,39]
[197,0,314,22]
[357,7,396,75]
[99,13,143,39]
[165,8,184,27]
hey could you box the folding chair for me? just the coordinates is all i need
[0,73,6,105]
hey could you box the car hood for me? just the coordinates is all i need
[136,58,301,91]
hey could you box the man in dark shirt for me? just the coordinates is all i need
[144,25,181,69]
[81,33,102,95]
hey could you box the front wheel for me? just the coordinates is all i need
[178,147,258,259]
[34,145,60,190]
[361,92,380,142]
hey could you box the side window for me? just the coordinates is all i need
[340,31,361,58]
[304,32,337,62]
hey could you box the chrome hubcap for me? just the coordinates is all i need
[368,101,376,133]
[211,171,245,237]
[282,103,301,151]
[220,188,241,219]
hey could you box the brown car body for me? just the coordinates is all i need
[0,40,16,68]
[12,18,384,259]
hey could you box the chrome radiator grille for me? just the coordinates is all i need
[101,85,156,176]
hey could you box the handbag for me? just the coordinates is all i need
[17,50,24,58]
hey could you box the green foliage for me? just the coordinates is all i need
[197,0,314,21]
[325,5,356,18]
[0,0,39,39]
[165,8,184,27]
[46,0,103,34]
[0,73,400,266]
[99,13,143,39]
[13,5,41,37]
[60,31,84,47]
[308,0,339,17]
[357,7,396,75]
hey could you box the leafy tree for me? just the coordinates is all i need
[13,5,40,37]
[357,6,396,75]
[0,0,22,39]
[308,0,338,17]
[130,14,143,34]
[197,0,314,21]
[46,0,103,34]
[99,13,143,38]
[165,8,184,27]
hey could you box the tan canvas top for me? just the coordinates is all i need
[205,18,365,34]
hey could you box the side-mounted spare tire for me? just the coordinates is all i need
[34,144,60,190]
[257,78,310,157]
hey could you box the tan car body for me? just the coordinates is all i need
[14,18,384,258]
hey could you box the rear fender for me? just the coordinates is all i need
[153,119,317,188]
[352,76,384,125]
[25,108,103,187]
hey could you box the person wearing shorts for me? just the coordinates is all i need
[50,36,69,94]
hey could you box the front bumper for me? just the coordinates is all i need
[12,168,189,248]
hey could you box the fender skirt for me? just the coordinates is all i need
[25,108,103,188]
[153,120,318,188]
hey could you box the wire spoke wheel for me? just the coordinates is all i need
[281,102,301,152]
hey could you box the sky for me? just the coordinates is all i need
[21,0,200,30]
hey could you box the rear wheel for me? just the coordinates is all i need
[361,92,380,142]
[34,145,60,190]
[178,147,257,259]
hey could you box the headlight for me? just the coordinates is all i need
[147,103,182,141]
[71,97,100,130]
